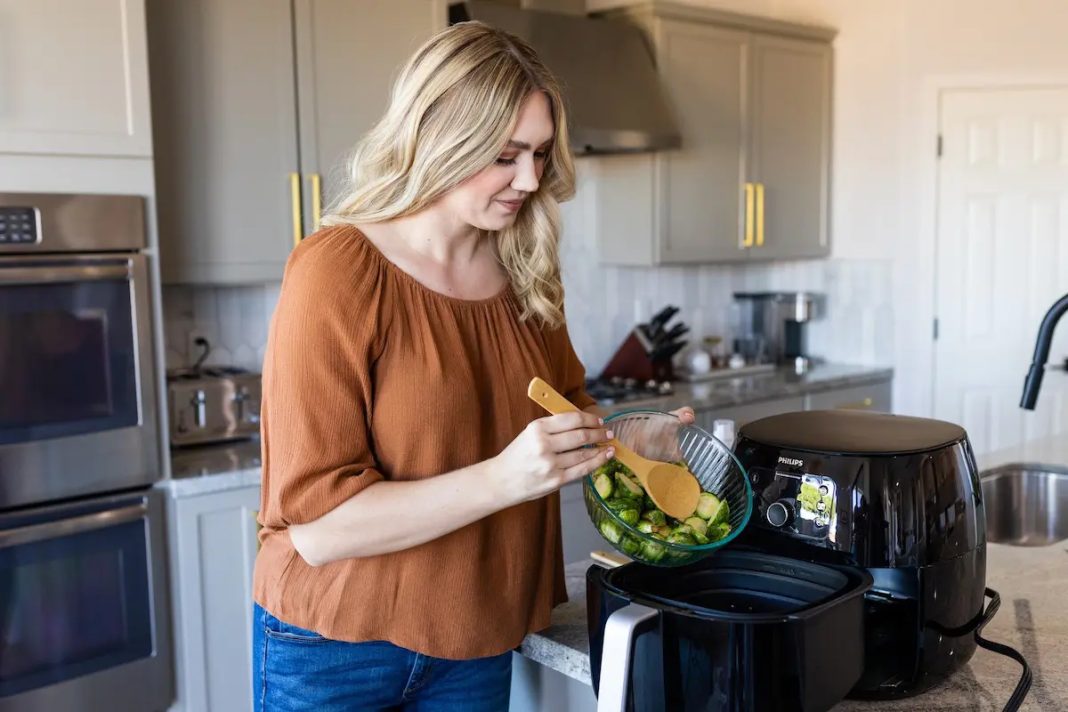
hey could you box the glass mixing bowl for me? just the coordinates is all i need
[583,410,752,567]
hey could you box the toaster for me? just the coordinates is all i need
[167,367,262,447]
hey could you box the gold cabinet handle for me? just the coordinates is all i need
[289,172,302,248]
[309,173,322,232]
[838,398,874,410]
[755,182,765,246]
[743,183,755,247]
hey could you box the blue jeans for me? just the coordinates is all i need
[252,603,512,711]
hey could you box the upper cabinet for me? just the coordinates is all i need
[148,0,301,284]
[0,0,153,157]
[596,3,834,265]
[748,33,832,260]
[148,0,443,284]
[293,0,442,230]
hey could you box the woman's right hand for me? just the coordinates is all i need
[492,411,615,504]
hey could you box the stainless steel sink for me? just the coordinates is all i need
[981,464,1068,546]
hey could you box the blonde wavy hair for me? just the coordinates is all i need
[321,21,576,328]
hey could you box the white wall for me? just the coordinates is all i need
[587,0,1068,417]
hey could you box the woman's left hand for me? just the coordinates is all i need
[670,406,696,424]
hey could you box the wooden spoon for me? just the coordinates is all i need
[527,377,701,521]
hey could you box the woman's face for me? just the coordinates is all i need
[443,91,554,232]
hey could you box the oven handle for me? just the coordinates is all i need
[0,502,147,548]
[0,262,130,284]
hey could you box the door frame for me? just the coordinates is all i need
[913,74,1068,418]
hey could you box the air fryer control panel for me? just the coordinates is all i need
[749,466,840,544]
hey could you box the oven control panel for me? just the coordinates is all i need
[750,466,839,543]
[0,206,40,245]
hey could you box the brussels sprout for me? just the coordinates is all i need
[618,508,640,526]
[636,520,657,534]
[619,535,640,556]
[709,500,730,528]
[666,532,697,546]
[638,539,667,563]
[672,524,695,537]
[592,472,614,500]
[615,472,644,499]
[592,461,616,479]
[655,525,673,538]
[604,497,632,513]
[683,517,708,537]
[692,530,710,545]
[695,492,723,520]
[599,519,623,544]
[707,522,732,542]
[641,509,667,527]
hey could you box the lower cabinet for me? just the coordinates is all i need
[695,396,806,433]
[510,655,597,712]
[804,380,892,412]
[560,479,607,565]
[166,484,260,712]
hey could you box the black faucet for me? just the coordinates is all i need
[1020,293,1068,410]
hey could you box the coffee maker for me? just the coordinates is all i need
[732,292,821,372]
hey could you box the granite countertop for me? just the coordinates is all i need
[156,438,263,497]
[608,363,893,414]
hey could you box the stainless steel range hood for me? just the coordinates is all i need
[448,1,680,154]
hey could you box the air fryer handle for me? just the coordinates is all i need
[597,603,659,712]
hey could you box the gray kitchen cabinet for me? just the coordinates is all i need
[560,479,605,564]
[598,3,834,265]
[166,485,260,712]
[148,0,301,284]
[0,0,153,157]
[148,0,443,284]
[805,379,892,413]
[655,20,749,263]
[747,34,832,258]
[294,0,443,233]
[696,395,806,433]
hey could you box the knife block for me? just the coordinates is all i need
[600,329,676,382]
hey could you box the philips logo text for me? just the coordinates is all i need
[777,456,804,467]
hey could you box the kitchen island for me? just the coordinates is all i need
[513,432,1068,712]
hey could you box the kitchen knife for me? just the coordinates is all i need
[651,339,688,362]
[660,322,690,344]
[648,305,679,340]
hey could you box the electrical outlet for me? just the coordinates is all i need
[186,328,213,367]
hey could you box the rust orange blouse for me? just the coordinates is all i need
[252,225,595,659]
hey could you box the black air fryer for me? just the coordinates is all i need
[732,409,987,698]
[587,410,1032,712]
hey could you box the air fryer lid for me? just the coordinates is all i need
[739,409,966,456]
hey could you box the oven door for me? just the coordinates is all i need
[0,490,172,712]
[0,254,160,508]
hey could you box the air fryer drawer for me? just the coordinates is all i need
[587,550,873,712]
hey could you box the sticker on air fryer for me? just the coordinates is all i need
[796,475,836,539]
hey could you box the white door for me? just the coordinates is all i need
[934,87,1068,455]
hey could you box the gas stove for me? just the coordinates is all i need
[585,376,674,406]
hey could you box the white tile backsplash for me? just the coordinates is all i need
[162,284,281,373]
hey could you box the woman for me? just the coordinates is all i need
[252,21,694,711]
